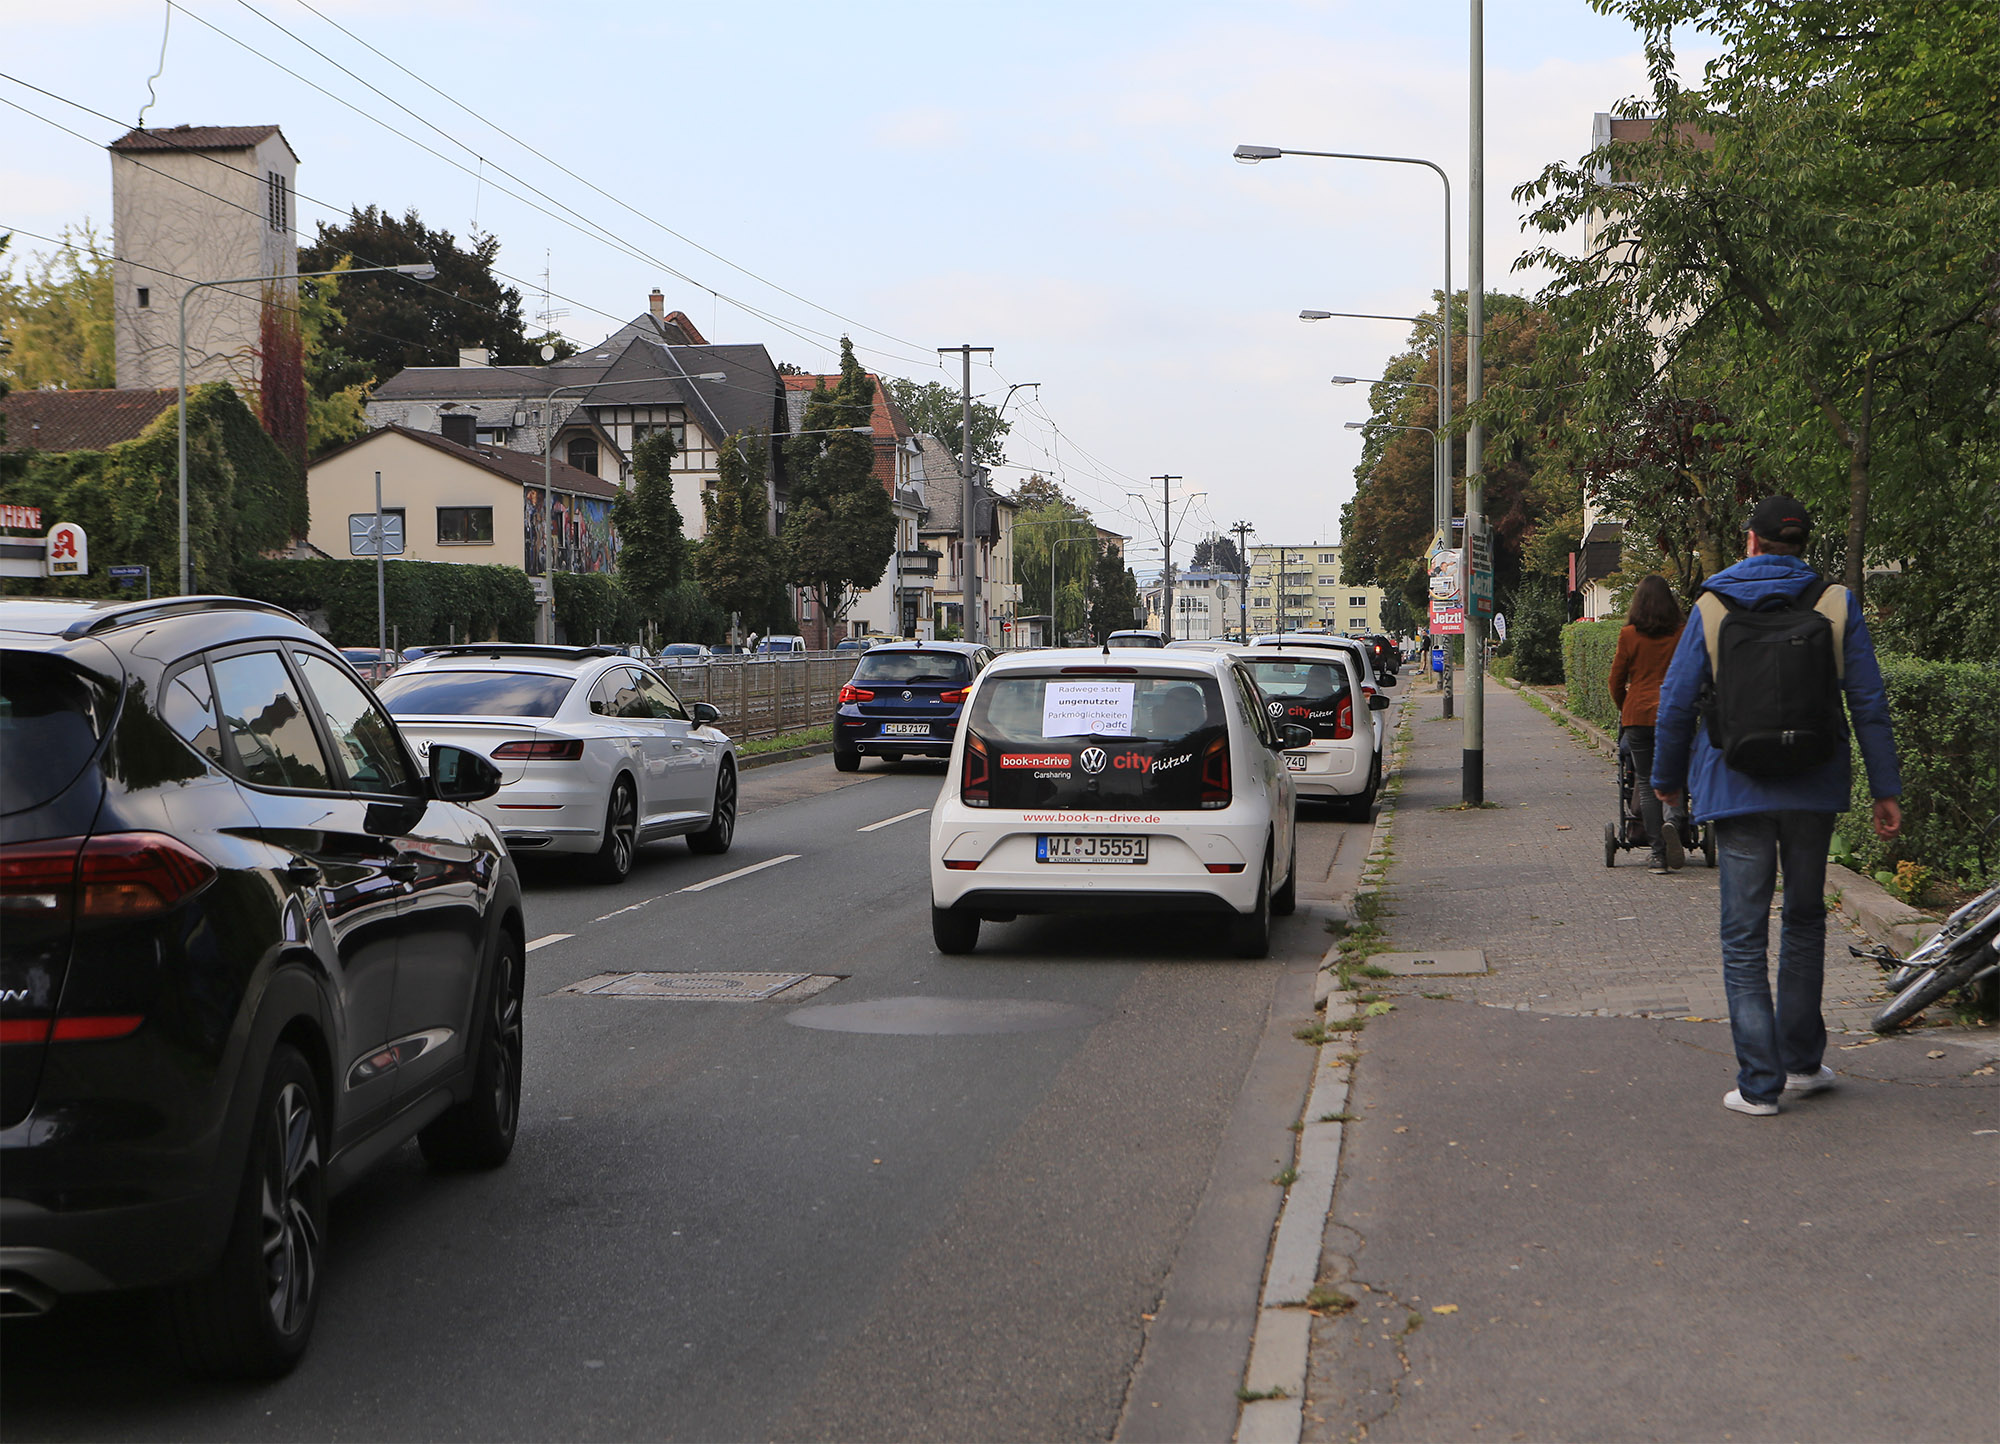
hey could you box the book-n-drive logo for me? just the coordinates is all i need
[1000,753,1071,769]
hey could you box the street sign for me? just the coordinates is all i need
[1428,545,1465,635]
[1492,612,1509,642]
[108,563,150,597]
[45,522,88,577]
[0,504,43,532]
[1000,619,1012,632]
[1466,522,1495,617]
[349,512,404,556]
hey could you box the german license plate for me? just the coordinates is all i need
[880,722,930,736]
[1285,753,1308,771]
[1037,835,1149,864]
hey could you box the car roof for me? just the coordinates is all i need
[863,640,985,655]
[982,645,1232,677]
[0,594,308,641]
[390,645,623,678]
[1240,646,1364,672]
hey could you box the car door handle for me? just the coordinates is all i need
[282,858,320,885]
[384,859,419,881]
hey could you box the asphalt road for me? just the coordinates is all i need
[3,755,1357,1442]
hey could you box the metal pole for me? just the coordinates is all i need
[961,348,977,644]
[1464,0,1486,804]
[178,287,192,595]
[374,470,387,662]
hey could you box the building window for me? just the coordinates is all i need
[136,286,150,308]
[566,437,599,476]
[267,171,289,233]
[1319,552,1338,564]
[1350,595,1368,606]
[437,507,495,546]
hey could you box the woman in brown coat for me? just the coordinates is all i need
[1609,575,1686,872]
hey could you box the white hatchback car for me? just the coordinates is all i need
[928,648,1307,958]
[376,645,738,882]
[1235,647,1385,820]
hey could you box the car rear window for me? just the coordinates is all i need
[963,672,1228,811]
[1240,657,1352,740]
[852,650,971,685]
[0,651,117,814]
[376,669,576,718]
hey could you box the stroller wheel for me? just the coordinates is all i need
[1604,822,1619,868]
[1701,825,1717,867]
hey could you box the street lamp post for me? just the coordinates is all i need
[178,261,434,594]
[1305,310,1450,541]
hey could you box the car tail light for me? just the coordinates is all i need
[961,733,990,807]
[491,739,586,761]
[1060,666,1137,675]
[1,1015,145,1046]
[943,860,979,871]
[0,833,214,921]
[1335,697,1354,740]
[938,688,968,704]
[839,684,875,705]
[1200,735,1231,809]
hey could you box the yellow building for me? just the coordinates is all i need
[1245,543,1385,635]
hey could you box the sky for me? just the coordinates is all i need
[1,0,1671,573]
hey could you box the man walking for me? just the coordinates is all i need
[1653,496,1902,1116]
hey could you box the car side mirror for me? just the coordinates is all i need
[430,744,502,803]
[1368,694,1391,711]
[1275,722,1314,750]
[691,701,721,725]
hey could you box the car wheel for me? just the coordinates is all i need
[688,761,737,855]
[932,905,979,954]
[165,1045,326,1379]
[1344,760,1379,822]
[832,743,860,773]
[1229,854,1273,959]
[419,929,523,1171]
[588,778,638,883]
[1271,836,1297,917]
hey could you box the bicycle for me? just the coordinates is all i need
[1858,880,2000,1032]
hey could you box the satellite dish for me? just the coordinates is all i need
[540,344,557,361]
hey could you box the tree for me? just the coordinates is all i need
[1012,496,1097,641]
[783,339,895,639]
[1085,544,1140,644]
[1010,473,1070,512]
[1192,534,1244,575]
[298,262,371,454]
[613,431,686,625]
[697,431,786,634]
[0,224,115,390]
[298,208,572,385]
[883,376,1010,467]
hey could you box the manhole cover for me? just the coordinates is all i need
[785,995,1107,1035]
[1365,950,1488,976]
[557,971,842,1001]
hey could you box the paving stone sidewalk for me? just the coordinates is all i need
[1373,674,1884,1032]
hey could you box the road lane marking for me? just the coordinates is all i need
[857,808,929,833]
[593,895,664,923]
[526,933,573,952]
[679,854,801,893]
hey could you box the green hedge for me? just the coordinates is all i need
[1560,618,1624,732]
[237,557,536,645]
[552,571,640,645]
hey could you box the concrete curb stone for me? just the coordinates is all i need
[739,739,835,771]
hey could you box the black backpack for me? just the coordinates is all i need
[1694,576,1849,777]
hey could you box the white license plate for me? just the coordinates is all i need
[880,722,931,736]
[1037,835,1149,864]
[1285,753,1308,771]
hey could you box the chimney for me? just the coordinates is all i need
[648,289,665,320]
[439,413,476,447]
[458,347,491,367]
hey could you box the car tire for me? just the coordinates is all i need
[687,761,737,855]
[1271,836,1298,917]
[419,929,523,1171]
[1229,855,1273,959]
[164,1045,326,1379]
[832,744,860,773]
[932,905,979,954]
[588,778,638,883]
[1344,760,1379,823]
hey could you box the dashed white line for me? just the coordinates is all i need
[592,895,664,924]
[678,854,801,893]
[526,933,573,952]
[857,808,929,833]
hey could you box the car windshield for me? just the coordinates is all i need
[1107,634,1163,648]
[852,650,971,685]
[659,645,703,657]
[375,669,575,718]
[0,650,117,814]
[964,671,1227,811]
[1240,658,1352,740]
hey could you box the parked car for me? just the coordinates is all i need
[755,635,808,655]
[1236,646,1383,819]
[928,647,1306,958]
[375,645,738,883]
[1166,639,1240,652]
[1106,629,1167,648]
[0,596,522,1377]
[833,638,873,655]
[655,643,713,666]
[709,644,747,657]
[1250,632,1395,757]
[832,641,993,771]
[339,646,402,683]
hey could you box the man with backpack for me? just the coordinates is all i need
[1652,495,1902,1117]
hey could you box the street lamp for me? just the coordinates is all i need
[177,260,435,594]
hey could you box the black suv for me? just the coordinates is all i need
[0,597,524,1376]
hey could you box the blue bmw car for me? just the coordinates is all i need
[832,641,994,771]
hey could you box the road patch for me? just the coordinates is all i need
[556,970,842,1001]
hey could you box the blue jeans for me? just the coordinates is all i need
[1714,811,1837,1103]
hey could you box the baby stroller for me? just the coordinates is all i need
[1604,744,1715,867]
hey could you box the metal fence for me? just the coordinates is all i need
[653,654,861,741]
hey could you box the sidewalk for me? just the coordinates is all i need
[1295,674,2000,1442]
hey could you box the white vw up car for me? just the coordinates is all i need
[928,648,1308,958]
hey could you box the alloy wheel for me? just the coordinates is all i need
[713,767,736,847]
[609,784,637,873]
[259,1082,322,1336]
[490,944,523,1136]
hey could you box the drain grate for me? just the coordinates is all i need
[556,970,842,1002]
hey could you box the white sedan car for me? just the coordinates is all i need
[375,645,738,882]
[929,648,1307,958]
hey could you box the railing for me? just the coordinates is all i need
[652,653,861,741]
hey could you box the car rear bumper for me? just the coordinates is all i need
[930,812,1269,915]
[836,714,958,754]
[1,1190,224,1301]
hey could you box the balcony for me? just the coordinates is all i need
[898,549,939,576]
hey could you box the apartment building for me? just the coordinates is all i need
[1246,543,1386,635]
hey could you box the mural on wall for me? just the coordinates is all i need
[524,487,619,575]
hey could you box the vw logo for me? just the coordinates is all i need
[901,690,912,699]
[1267,700,1285,718]
[1079,747,1109,775]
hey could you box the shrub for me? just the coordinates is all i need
[238,557,536,644]
[1559,618,1624,731]
[552,570,639,645]
[1508,579,1568,684]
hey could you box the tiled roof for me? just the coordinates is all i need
[0,388,176,453]
[109,124,293,158]
[311,425,620,499]
[783,372,912,496]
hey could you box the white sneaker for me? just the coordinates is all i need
[1783,1065,1836,1096]
[1724,1089,1779,1116]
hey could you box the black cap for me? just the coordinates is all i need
[1748,495,1811,546]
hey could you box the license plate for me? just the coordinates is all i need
[1285,753,1308,771]
[1037,835,1149,864]
[880,722,930,736]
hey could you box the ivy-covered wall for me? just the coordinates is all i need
[238,557,536,645]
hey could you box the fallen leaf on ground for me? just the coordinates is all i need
[1431,1304,1459,1314]
[1554,825,1571,831]
[1927,1050,1947,1059]
[1394,1125,1409,1133]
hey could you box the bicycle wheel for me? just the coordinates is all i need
[1871,934,1995,1032]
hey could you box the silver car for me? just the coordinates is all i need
[375,645,738,882]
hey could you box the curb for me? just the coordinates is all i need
[738,739,835,771]
[1828,861,1941,953]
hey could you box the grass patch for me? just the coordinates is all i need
[1419,990,1456,1001]
[1318,1110,1357,1123]
[1236,1386,1290,1403]
[1355,963,1393,979]
[1307,1286,1355,1314]
[737,724,833,756]
[1272,1164,1299,1187]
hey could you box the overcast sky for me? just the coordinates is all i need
[3,0,1668,569]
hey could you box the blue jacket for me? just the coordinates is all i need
[1652,555,1900,821]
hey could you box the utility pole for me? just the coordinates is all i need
[937,344,993,644]
[373,470,388,664]
[1463,0,1486,804]
[1152,474,1182,641]
[1231,519,1254,639]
